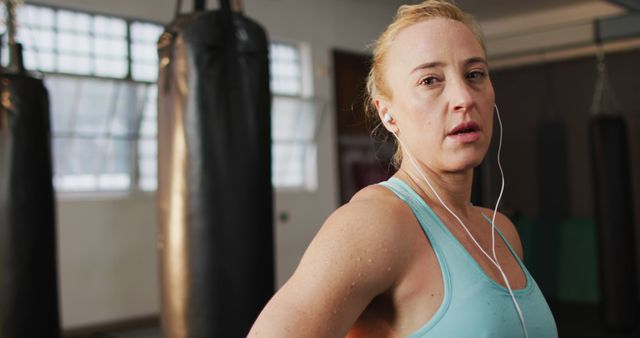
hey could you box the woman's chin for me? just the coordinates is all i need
[443,155,485,173]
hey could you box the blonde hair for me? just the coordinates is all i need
[365,0,485,166]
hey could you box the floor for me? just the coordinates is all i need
[65,326,160,338]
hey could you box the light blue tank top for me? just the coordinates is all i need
[379,178,558,338]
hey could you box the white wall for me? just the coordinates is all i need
[56,195,159,328]
[34,0,400,329]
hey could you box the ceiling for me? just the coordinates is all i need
[385,0,622,21]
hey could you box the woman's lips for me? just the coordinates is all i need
[447,121,481,143]
[448,130,480,143]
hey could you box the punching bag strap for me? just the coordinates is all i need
[220,0,238,105]
[220,0,232,19]
[173,0,182,18]
[220,0,236,52]
[590,45,619,116]
[231,0,243,12]
[194,0,205,11]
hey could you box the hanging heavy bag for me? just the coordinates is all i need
[0,42,61,337]
[589,115,639,332]
[589,50,639,333]
[156,0,273,337]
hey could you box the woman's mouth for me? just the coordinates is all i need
[447,121,481,143]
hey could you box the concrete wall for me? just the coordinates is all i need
[33,0,631,329]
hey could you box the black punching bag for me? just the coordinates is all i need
[0,44,61,337]
[156,0,273,337]
[589,114,639,332]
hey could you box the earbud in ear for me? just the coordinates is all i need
[383,113,393,124]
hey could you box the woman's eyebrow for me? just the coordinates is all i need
[465,56,488,67]
[410,57,487,74]
[410,61,445,74]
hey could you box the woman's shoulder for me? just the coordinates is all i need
[309,182,418,270]
[286,183,418,303]
[337,182,415,229]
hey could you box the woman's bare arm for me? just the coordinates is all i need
[248,190,410,337]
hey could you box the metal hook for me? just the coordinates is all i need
[231,0,243,12]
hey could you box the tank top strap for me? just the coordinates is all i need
[378,177,447,241]
[377,177,454,267]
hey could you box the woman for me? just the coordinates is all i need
[249,1,557,337]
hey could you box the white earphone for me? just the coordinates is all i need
[383,112,392,124]
[382,105,529,338]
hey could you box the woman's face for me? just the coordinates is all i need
[378,17,495,173]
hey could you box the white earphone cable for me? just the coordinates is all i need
[387,104,529,338]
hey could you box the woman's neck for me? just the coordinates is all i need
[396,163,474,218]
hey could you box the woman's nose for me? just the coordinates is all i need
[448,77,474,112]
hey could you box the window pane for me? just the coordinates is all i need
[57,32,76,52]
[93,37,128,58]
[131,21,163,82]
[138,139,156,158]
[94,58,128,78]
[58,54,92,74]
[20,5,55,29]
[57,33,92,57]
[109,82,138,135]
[132,63,158,82]
[272,143,306,187]
[271,78,301,96]
[57,10,79,32]
[74,79,115,133]
[25,29,55,51]
[271,96,315,142]
[75,12,91,32]
[94,15,127,37]
[23,50,38,71]
[75,35,92,55]
[132,43,157,63]
[138,84,157,137]
[271,43,298,61]
[270,42,302,96]
[18,5,33,27]
[45,76,80,133]
[37,51,56,72]
[131,22,163,43]
[138,156,157,191]
[137,83,157,191]
[272,62,300,78]
[53,137,131,191]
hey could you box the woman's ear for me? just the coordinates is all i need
[375,98,398,133]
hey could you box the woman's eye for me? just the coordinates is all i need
[420,76,439,86]
[467,70,487,81]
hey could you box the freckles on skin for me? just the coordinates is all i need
[385,18,490,108]
[381,18,495,171]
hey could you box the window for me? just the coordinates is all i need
[1,4,162,192]
[270,42,317,190]
[2,4,316,192]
